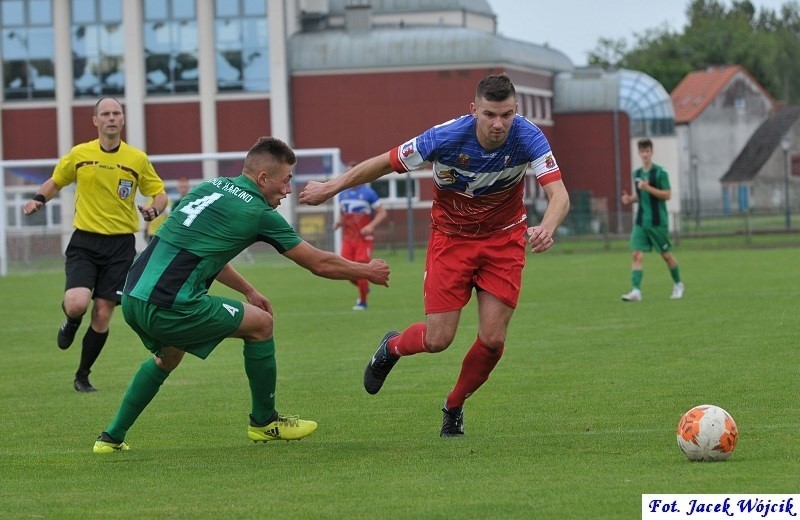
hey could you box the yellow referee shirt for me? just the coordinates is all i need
[52,139,166,235]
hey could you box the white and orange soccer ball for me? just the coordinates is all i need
[676,404,738,461]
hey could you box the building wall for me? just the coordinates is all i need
[1,107,59,160]
[750,121,799,210]
[144,102,202,155]
[551,111,631,218]
[70,106,97,145]
[685,72,773,212]
[216,99,271,151]
[291,67,546,162]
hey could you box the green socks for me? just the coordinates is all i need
[106,358,170,441]
[103,339,279,441]
[243,339,277,425]
[631,269,643,290]
[670,265,682,284]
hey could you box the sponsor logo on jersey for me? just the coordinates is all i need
[545,154,556,169]
[401,142,414,157]
[117,179,133,199]
[437,169,457,184]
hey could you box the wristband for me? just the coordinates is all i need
[33,194,46,204]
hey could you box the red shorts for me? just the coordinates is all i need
[341,237,373,263]
[423,225,527,314]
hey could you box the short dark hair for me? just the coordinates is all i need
[637,138,653,150]
[244,136,296,173]
[476,73,516,102]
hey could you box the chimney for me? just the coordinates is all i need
[345,0,371,33]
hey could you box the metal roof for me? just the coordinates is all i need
[553,67,674,136]
[327,0,494,16]
[289,26,574,72]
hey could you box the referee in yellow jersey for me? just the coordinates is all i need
[23,98,167,392]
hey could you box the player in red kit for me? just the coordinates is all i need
[335,180,387,310]
[299,73,570,437]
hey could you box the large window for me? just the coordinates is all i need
[72,0,123,97]
[618,70,675,137]
[143,0,198,94]
[1,0,55,100]
[215,0,268,92]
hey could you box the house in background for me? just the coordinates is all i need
[671,65,774,215]
[720,105,800,213]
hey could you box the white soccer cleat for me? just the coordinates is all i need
[621,289,642,302]
[671,282,685,299]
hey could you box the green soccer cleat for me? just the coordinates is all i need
[93,432,130,454]
[247,413,318,442]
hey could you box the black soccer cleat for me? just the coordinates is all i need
[57,316,82,350]
[363,331,400,395]
[74,377,97,393]
[440,406,464,438]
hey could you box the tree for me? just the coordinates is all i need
[587,0,800,103]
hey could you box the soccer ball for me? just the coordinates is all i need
[676,404,738,461]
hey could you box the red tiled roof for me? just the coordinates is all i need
[670,65,771,123]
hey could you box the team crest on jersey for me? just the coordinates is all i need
[545,154,556,169]
[117,179,133,199]
[456,154,470,167]
[401,142,414,157]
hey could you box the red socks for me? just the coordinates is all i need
[388,322,428,357]
[445,336,504,410]
[357,279,369,304]
[387,326,504,409]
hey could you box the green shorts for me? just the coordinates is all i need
[121,293,245,360]
[630,225,672,253]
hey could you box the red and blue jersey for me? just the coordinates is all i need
[337,184,381,242]
[388,114,561,237]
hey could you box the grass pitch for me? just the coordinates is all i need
[0,246,797,519]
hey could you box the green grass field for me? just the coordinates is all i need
[1,246,798,519]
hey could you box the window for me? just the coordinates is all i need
[143,0,198,94]
[735,96,745,115]
[215,0,269,92]
[72,0,123,97]
[619,70,675,137]
[1,0,55,100]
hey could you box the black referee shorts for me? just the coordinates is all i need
[64,229,136,304]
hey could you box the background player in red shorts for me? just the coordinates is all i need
[300,73,570,437]
[335,175,387,310]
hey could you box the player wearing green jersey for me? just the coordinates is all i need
[620,138,684,302]
[93,136,391,453]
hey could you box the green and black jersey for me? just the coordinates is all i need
[633,163,670,228]
[124,174,301,308]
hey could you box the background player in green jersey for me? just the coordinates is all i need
[93,136,390,453]
[620,138,684,302]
